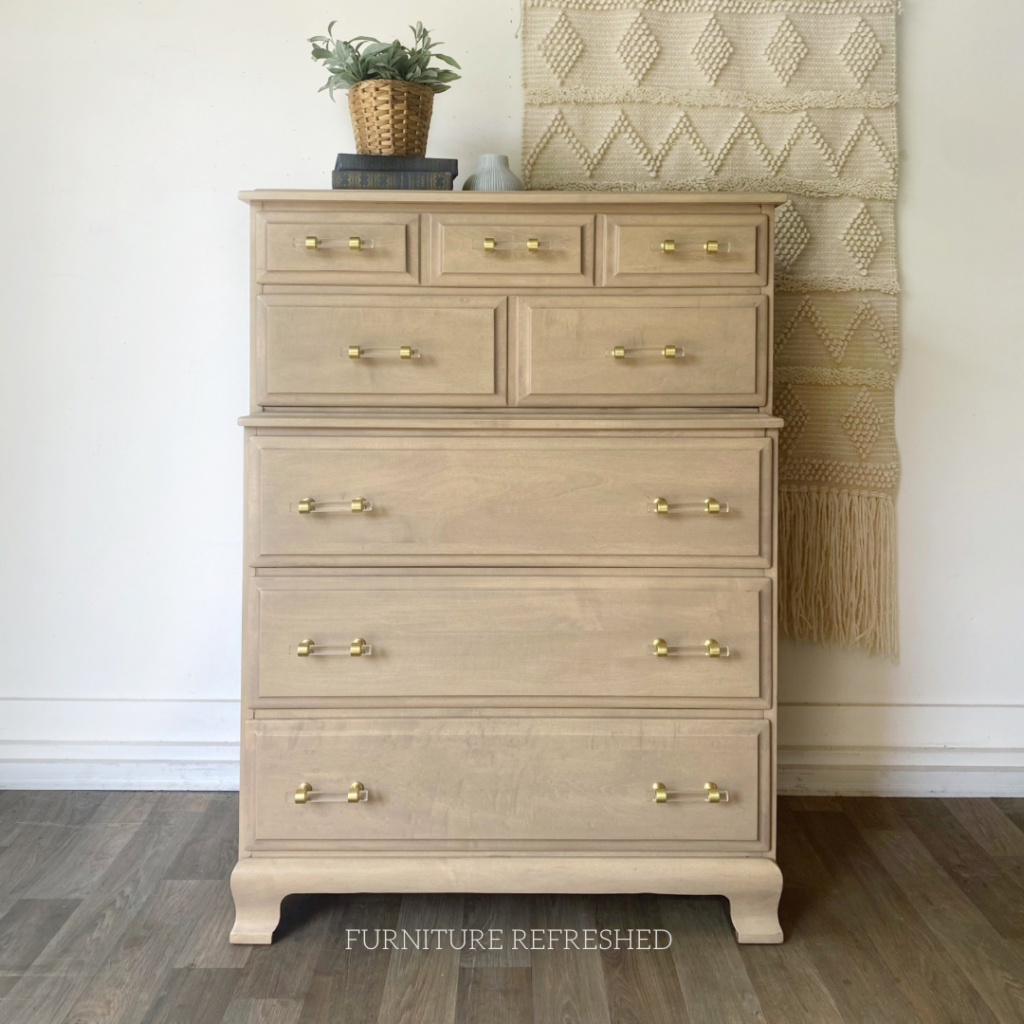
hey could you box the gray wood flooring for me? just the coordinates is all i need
[1,792,1024,1023]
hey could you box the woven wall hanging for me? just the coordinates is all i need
[521,0,900,656]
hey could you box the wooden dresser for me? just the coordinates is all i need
[230,190,786,945]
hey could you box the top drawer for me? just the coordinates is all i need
[599,214,769,287]
[255,210,418,285]
[424,213,594,287]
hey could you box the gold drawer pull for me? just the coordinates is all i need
[608,346,684,360]
[527,237,539,253]
[296,497,374,515]
[483,237,496,252]
[652,638,731,658]
[305,235,320,250]
[705,781,729,803]
[349,236,363,250]
[294,781,370,804]
[297,638,374,657]
[660,239,675,253]
[348,345,421,360]
[648,497,729,515]
[704,240,719,254]
[652,782,668,803]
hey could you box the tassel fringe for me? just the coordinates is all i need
[779,487,897,658]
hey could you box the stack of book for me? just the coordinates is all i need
[332,154,458,191]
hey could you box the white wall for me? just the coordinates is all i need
[0,0,1021,793]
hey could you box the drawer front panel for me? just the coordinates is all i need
[600,214,768,287]
[256,295,506,407]
[512,295,768,407]
[256,210,418,285]
[250,716,769,846]
[255,576,771,705]
[251,436,772,567]
[424,214,594,287]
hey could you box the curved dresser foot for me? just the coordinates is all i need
[724,859,784,943]
[229,859,284,945]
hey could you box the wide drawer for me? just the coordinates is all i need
[424,214,594,287]
[249,436,773,567]
[599,214,768,287]
[248,716,770,847]
[255,295,506,406]
[255,210,418,285]
[512,295,768,407]
[253,575,772,706]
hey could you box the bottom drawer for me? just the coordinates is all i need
[247,716,770,848]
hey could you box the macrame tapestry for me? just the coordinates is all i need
[521,0,900,656]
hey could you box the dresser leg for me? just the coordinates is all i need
[229,859,284,944]
[723,860,784,944]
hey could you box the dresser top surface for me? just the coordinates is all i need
[239,189,787,207]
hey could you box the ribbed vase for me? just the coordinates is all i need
[462,154,524,192]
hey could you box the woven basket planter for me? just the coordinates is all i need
[347,79,434,157]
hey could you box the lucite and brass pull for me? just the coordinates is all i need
[348,346,421,360]
[294,781,370,804]
[704,240,719,254]
[660,239,675,253]
[298,235,374,251]
[296,497,374,514]
[649,239,731,255]
[648,497,729,515]
[651,638,731,658]
[608,345,684,360]
[648,781,730,804]
[483,237,496,252]
[526,237,540,253]
[296,638,374,658]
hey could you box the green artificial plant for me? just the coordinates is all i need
[308,21,461,99]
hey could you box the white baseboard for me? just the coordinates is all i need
[779,746,1024,796]
[3,745,1024,795]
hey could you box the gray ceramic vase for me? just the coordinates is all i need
[462,154,524,192]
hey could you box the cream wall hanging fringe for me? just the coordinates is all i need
[521,0,900,657]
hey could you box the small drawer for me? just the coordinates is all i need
[255,295,506,406]
[248,435,772,568]
[599,214,768,287]
[248,716,770,848]
[255,210,418,285]
[512,295,768,407]
[424,214,594,287]
[253,575,772,706]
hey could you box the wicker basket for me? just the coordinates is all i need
[347,79,434,157]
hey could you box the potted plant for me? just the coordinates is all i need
[308,22,461,157]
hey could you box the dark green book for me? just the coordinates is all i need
[334,153,458,176]
[331,169,454,190]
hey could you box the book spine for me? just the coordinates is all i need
[334,154,458,175]
[331,170,454,191]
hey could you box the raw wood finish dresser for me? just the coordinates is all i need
[231,189,786,944]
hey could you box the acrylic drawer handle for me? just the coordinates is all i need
[705,782,729,803]
[296,498,374,514]
[609,346,683,360]
[649,497,729,515]
[348,346,421,360]
[296,638,374,658]
[652,638,731,658]
[294,782,369,804]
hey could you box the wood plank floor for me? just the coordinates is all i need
[1,793,1024,1024]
